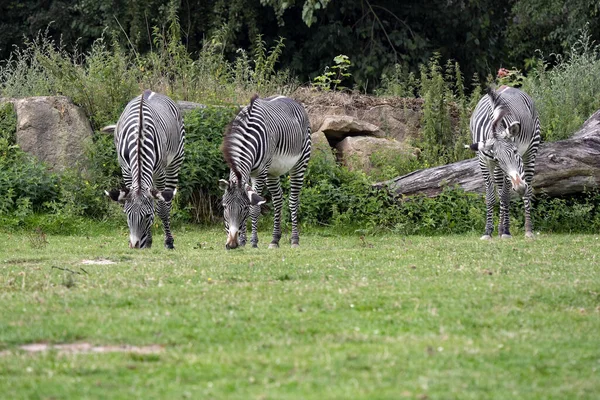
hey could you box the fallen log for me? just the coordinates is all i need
[374,110,600,198]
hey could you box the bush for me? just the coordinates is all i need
[177,106,238,223]
[0,103,59,218]
[522,27,600,142]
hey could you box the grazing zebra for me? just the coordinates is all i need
[103,90,185,249]
[468,86,541,240]
[219,95,311,249]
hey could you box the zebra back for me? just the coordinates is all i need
[470,87,540,154]
[222,95,310,184]
[115,90,184,192]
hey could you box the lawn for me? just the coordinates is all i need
[0,227,599,399]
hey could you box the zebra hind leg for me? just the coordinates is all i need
[288,164,308,247]
[266,176,284,249]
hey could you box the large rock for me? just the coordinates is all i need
[10,96,93,171]
[336,136,417,173]
[319,115,385,146]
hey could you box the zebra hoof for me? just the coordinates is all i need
[291,243,300,248]
[525,231,535,239]
[501,234,512,239]
[268,243,279,249]
[480,235,492,241]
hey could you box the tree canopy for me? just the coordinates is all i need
[1,0,598,91]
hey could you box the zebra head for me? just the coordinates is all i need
[219,179,265,249]
[469,120,527,195]
[105,187,176,248]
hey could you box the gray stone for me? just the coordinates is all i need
[336,136,417,172]
[320,115,385,145]
[12,96,93,171]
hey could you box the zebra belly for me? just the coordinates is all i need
[269,154,301,176]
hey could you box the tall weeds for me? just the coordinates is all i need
[522,27,600,142]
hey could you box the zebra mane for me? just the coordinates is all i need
[248,94,259,114]
[221,94,260,186]
[487,86,508,135]
[221,120,243,185]
[135,91,145,193]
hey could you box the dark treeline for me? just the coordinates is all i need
[1,0,598,91]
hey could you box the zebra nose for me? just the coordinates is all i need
[130,240,140,249]
[511,175,527,195]
[226,230,239,249]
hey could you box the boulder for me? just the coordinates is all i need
[9,96,93,171]
[356,105,421,142]
[336,136,417,173]
[319,115,385,146]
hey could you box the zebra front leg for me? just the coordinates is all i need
[239,221,248,247]
[523,186,535,239]
[499,176,512,238]
[249,177,265,248]
[249,204,260,247]
[481,175,496,240]
[266,176,283,248]
[156,199,175,249]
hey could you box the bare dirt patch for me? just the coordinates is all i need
[2,342,164,355]
[81,258,116,265]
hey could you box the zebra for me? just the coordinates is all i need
[468,86,541,240]
[219,94,311,250]
[103,90,185,249]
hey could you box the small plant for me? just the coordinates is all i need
[496,67,525,87]
[28,227,48,249]
[313,55,352,91]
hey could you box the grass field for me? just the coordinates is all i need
[1,227,599,399]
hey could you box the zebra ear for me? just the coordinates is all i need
[105,188,129,202]
[100,124,116,134]
[245,184,266,206]
[508,121,520,137]
[219,179,230,191]
[468,143,481,151]
[151,188,177,202]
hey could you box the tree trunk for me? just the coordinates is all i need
[374,110,600,198]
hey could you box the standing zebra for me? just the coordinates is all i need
[468,86,541,239]
[219,95,311,249]
[103,90,185,249]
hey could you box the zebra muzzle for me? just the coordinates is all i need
[226,230,239,249]
[510,175,527,194]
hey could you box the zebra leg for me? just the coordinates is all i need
[288,162,308,248]
[481,168,496,240]
[522,150,537,239]
[158,163,181,250]
[249,176,266,248]
[239,221,247,247]
[156,199,174,249]
[499,174,512,238]
[523,186,534,239]
[266,176,284,249]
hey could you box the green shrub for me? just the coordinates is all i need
[177,106,238,224]
[522,27,600,142]
[0,103,59,218]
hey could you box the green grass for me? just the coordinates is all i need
[1,227,599,399]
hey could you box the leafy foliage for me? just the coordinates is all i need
[176,106,238,224]
[522,28,600,141]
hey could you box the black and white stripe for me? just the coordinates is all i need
[104,90,185,249]
[220,95,311,249]
[469,86,541,239]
